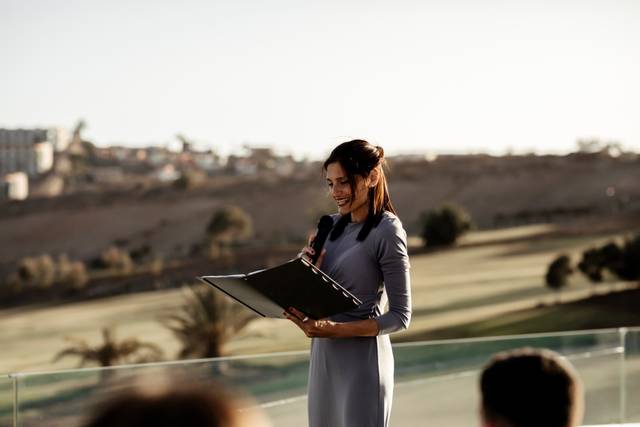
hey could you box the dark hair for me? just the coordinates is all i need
[323,139,396,241]
[480,348,583,427]
[83,383,243,427]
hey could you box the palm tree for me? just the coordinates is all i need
[161,284,257,359]
[53,326,164,368]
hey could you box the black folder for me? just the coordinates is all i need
[198,257,361,320]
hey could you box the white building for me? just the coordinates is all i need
[1,172,29,200]
[0,128,61,176]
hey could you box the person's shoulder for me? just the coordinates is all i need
[376,211,406,238]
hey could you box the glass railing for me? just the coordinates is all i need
[624,328,640,422]
[391,329,628,426]
[2,327,638,427]
[0,375,13,427]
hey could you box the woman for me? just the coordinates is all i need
[285,139,412,427]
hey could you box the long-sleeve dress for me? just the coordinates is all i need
[307,211,412,427]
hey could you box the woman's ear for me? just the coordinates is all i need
[368,167,380,188]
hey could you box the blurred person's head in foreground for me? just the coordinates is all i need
[480,347,584,427]
[83,381,270,427]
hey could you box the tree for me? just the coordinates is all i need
[161,284,256,359]
[578,238,639,290]
[207,206,253,244]
[545,255,573,303]
[53,327,163,368]
[205,206,253,260]
[617,234,640,281]
[578,248,606,283]
[420,204,472,248]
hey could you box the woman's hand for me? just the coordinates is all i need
[284,307,337,338]
[285,307,380,338]
[297,234,326,268]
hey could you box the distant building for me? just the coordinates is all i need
[0,128,61,176]
[154,163,180,182]
[1,172,28,200]
[226,146,297,176]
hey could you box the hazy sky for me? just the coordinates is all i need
[1,0,639,158]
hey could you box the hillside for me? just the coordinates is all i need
[0,153,638,267]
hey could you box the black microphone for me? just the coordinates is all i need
[310,215,334,265]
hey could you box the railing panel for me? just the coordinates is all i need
[9,328,638,427]
[0,375,13,427]
[391,329,623,426]
[625,328,640,422]
[13,352,309,427]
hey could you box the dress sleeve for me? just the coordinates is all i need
[373,217,412,335]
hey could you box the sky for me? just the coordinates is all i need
[1,0,639,159]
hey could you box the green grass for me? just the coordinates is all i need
[1,222,637,374]
[400,287,640,341]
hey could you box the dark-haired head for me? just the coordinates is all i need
[323,139,396,241]
[83,382,270,427]
[480,348,584,427]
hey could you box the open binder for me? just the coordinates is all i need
[198,257,361,320]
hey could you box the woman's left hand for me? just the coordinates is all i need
[284,307,337,338]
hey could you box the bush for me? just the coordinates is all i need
[56,254,89,289]
[545,254,573,291]
[618,234,640,281]
[206,206,253,246]
[101,246,134,275]
[420,204,472,248]
[578,236,639,283]
[18,255,56,289]
[9,253,88,292]
[577,248,606,282]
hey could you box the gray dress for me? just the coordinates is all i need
[308,212,412,427]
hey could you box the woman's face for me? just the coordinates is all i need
[325,162,371,222]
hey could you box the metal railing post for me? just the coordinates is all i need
[10,374,18,427]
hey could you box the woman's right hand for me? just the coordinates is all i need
[298,234,326,268]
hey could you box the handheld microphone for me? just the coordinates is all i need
[310,215,334,265]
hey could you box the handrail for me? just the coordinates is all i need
[5,326,637,378]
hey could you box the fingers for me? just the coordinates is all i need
[284,311,302,327]
[298,246,315,261]
[287,307,307,321]
[284,310,313,337]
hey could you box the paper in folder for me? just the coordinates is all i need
[199,257,361,320]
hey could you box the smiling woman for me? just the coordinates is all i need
[285,139,412,427]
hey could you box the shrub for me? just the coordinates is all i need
[56,254,89,289]
[578,236,639,283]
[618,234,640,281]
[18,254,56,289]
[206,206,253,246]
[577,248,606,282]
[420,204,472,248]
[9,253,88,292]
[545,254,573,292]
[101,246,134,275]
